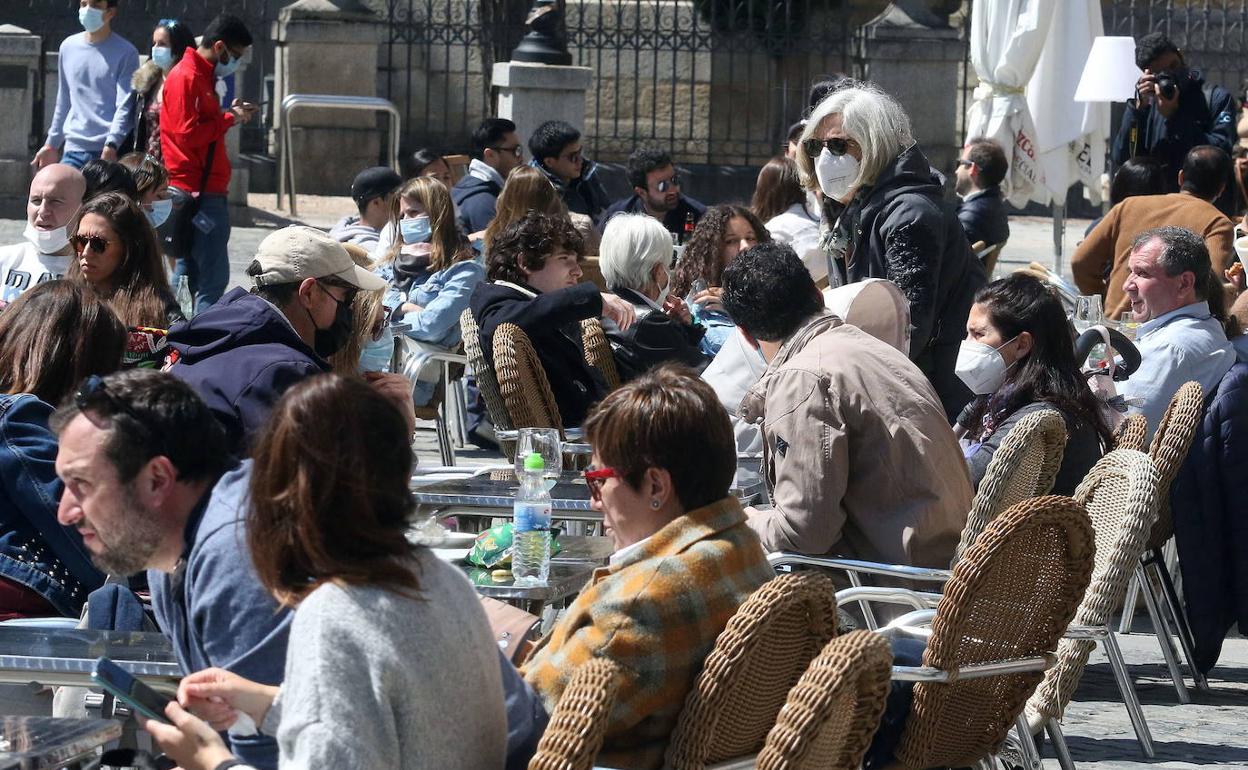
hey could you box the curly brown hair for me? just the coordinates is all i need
[670,204,769,299]
[486,211,585,285]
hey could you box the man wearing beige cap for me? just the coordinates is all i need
[166,225,413,454]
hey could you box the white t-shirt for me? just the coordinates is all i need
[0,242,72,304]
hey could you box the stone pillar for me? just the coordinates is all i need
[272,0,383,196]
[855,1,965,176]
[0,25,40,217]
[492,62,592,146]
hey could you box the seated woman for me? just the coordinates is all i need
[376,177,485,405]
[483,165,600,255]
[598,213,708,379]
[957,273,1111,495]
[752,155,822,281]
[522,365,773,769]
[142,374,507,769]
[669,204,769,356]
[120,152,173,231]
[470,211,634,427]
[0,281,126,619]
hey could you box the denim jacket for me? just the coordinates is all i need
[0,395,104,615]
[379,259,486,348]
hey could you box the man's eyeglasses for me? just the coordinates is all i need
[317,280,357,307]
[654,174,681,193]
[956,159,975,169]
[802,137,856,158]
[490,145,524,159]
[583,465,621,501]
[70,235,111,254]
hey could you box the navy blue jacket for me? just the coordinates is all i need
[1172,362,1248,674]
[166,288,329,455]
[452,173,503,234]
[529,159,612,221]
[0,395,104,616]
[599,193,706,235]
[956,186,1010,249]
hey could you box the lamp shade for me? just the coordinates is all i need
[1075,36,1142,102]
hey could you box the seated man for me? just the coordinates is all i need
[523,365,773,769]
[955,136,1011,249]
[0,164,85,304]
[600,147,706,236]
[452,117,524,235]
[1120,226,1235,440]
[722,243,971,566]
[1073,145,1235,319]
[528,120,610,221]
[329,166,401,249]
[165,225,408,454]
[470,212,634,427]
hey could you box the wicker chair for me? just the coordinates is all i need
[1111,413,1148,452]
[580,318,621,390]
[1119,381,1207,696]
[754,630,892,770]
[493,322,564,431]
[528,658,623,770]
[459,308,517,458]
[665,572,840,770]
[1025,449,1161,767]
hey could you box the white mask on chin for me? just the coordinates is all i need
[23,222,70,254]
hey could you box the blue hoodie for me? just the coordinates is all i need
[452,173,503,234]
[165,288,329,455]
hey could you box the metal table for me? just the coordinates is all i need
[462,562,599,615]
[0,717,121,770]
[0,628,179,688]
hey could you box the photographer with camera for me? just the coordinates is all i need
[1112,32,1237,216]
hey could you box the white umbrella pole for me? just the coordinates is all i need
[1052,203,1065,276]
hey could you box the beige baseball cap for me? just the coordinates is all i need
[249,225,386,291]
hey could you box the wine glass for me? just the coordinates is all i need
[515,428,563,491]
[1072,295,1104,334]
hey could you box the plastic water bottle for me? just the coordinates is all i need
[512,452,552,585]
[176,275,194,319]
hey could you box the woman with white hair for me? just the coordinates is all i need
[796,84,986,420]
[599,213,709,380]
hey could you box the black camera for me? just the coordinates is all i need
[1154,72,1180,100]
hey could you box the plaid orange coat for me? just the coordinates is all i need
[522,497,773,769]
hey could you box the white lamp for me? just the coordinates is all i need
[1075,36,1142,103]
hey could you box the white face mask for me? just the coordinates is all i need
[653,264,673,307]
[954,336,1018,395]
[815,147,860,201]
[23,222,70,254]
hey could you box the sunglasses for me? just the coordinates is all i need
[654,174,681,193]
[956,159,975,168]
[70,235,111,254]
[802,137,856,158]
[76,375,147,426]
[583,465,621,501]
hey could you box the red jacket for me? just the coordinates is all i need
[160,47,235,195]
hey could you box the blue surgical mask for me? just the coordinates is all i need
[400,215,432,244]
[359,328,395,374]
[151,46,174,72]
[146,198,173,228]
[215,51,241,79]
[79,6,106,33]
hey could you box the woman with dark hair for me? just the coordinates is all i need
[129,18,197,159]
[120,151,173,231]
[81,159,140,202]
[752,155,821,279]
[66,191,183,330]
[1084,157,1167,237]
[400,147,453,187]
[470,211,635,426]
[141,374,507,770]
[0,281,126,619]
[956,273,1111,495]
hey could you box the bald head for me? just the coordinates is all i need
[28,164,86,231]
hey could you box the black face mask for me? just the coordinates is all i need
[307,288,354,358]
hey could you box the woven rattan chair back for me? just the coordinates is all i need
[1026,449,1160,723]
[665,572,840,770]
[755,630,892,770]
[580,318,621,390]
[528,658,623,770]
[1145,381,1203,550]
[895,495,1095,769]
[493,322,564,432]
[459,309,517,456]
[953,408,1067,564]
[1111,413,1148,452]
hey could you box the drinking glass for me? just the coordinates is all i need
[515,428,562,490]
[1117,311,1140,342]
[1072,295,1104,334]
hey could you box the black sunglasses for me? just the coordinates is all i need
[70,235,111,254]
[802,137,856,158]
[75,375,147,426]
[655,174,681,193]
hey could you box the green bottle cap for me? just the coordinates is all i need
[523,452,545,471]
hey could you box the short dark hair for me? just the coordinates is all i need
[1110,156,1166,204]
[1180,145,1231,200]
[529,120,581,166]
[470,118,517,159]
[486,211,584,284]
[627,147,673,189]
[81,159,139,202]
[1133,226,1214,298]
[202,14,253,50]
[399,147,444,180]
[721,242,823,342]
[1135,32,1181,71]
[50,370,230,485]
[964,137,1008,188]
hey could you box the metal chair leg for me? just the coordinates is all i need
[435,411,454,467]
[1120,572,1140,634]
[1103,630,1155,757]
[1013,713,1042,769]
[1045,719,1076,770]
[1136,564,1190,703]
[1150,556,1209,692]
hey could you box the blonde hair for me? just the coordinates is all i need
[483,166,567,252]
[383,176,468,273]
[795,84,914,195]
[328,243,386,377]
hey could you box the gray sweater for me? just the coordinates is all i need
[247,549,507,769]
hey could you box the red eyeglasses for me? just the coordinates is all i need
[583,465,621,501]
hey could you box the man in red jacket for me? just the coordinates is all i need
[160,14,256,312]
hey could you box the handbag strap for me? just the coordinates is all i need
[196,141,217,195]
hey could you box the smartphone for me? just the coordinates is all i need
[91,656,173,723]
